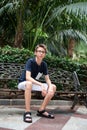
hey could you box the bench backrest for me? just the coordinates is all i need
[72,71,80,91]
[0,63,24,80]
[0,63,86,92]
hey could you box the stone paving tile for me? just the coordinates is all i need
[0,106,41,130]
[62,117,87,130]
[0,105,87,130]
[0,105,57,130]
[26,106,87,130]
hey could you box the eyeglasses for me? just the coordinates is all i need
[36,50,46,54]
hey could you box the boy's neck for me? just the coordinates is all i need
[35,57,42,65]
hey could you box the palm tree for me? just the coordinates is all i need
[47,1,87,57]
[14,0,27,48]
[0,0,28,48]
[0,0,87,57]
[0,0,16,47]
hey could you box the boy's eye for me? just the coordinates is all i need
[36,50,46,54]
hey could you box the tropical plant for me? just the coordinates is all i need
[0,0,87,59]
[47,1,87,57]
[0,0,29,48]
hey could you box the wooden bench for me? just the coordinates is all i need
[0,62,87,109]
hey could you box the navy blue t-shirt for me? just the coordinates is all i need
[19,58,48,83]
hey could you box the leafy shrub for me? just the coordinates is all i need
[0,45,87,90]
[0,45,87,72]
[0,45,33,63]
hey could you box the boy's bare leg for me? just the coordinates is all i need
[25,82,32,112]
[39,85,56,111]
[23,82,32,123]
[40,92,54,110]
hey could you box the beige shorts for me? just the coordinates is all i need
[18,81,48,91]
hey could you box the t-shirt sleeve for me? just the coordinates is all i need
[43,62,48,75]
[25,59,32,72]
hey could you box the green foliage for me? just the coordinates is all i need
[0,45,87,90]
[0,0,87,57]
[7,80,18,89]
[0,45,87,71]
[0,45,33,63]
[45,54,79,72]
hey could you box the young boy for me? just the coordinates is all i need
[18,44,56,123]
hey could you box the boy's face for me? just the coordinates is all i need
[35,47,46,60]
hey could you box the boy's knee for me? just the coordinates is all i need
[53,84,56,92]
[26,81,32,89]
[47,91,54,97]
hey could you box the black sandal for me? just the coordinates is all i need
[23,112,32,123]
[37,110,54,119]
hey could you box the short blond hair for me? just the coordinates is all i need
[35,44,47,53]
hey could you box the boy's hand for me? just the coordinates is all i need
[48,86,54,94]
[41,84,47,97]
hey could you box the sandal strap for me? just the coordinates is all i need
[24,112,32,119]
[48,114,54,118]
[24,112,31,116]
[24,112,32,123]
[37,110,54,119]
[37,110,45,114]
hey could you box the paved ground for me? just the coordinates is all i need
[0,100,87,130]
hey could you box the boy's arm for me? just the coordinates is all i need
[26,71,42,86]
[45,75,53,91]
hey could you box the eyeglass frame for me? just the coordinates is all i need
[36,50,46,54]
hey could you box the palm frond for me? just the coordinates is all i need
[75,30,87,44]
[0,2,19,16]
[59,29,87,44]
[52,2,87,20]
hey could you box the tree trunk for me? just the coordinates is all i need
[14,0,28,48]
[14,1,24,49]
[68,38,75,58]
[14,20,23,48]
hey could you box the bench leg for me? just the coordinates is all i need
[83,94,87,108]
[71,94,79,109]
[71,94,87,109]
